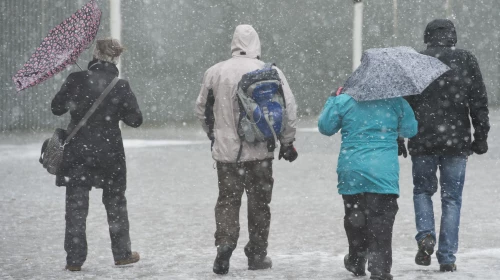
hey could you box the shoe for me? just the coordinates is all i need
[213,245,233,275]
[370,273,393,280]
[440,263,457,272]
[415,234,435,266]
[115,252,140,265]
[344,254,366,276]
[65,265,81,271]
[248,256,272,270]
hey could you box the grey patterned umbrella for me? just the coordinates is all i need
[342,46,450,101]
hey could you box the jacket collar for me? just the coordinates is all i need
[87,59,119,76]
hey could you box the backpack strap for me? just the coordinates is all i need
[235,92,247,163]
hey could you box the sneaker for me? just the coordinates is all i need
[65,265,81,271]
[370,273,393,280]
[344,254,366,276]
[440,263,457,272]
[115,252,140,266]
[213,245,233,275]
[415,234,435,266]
[248,256,272,270]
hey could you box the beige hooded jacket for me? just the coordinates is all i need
[195,25,297,163]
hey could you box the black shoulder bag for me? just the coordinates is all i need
[40,77,119,175]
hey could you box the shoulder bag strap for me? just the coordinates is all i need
[64,77,120,145]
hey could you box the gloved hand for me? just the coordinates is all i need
[397,138,407,158]
[279,143,298,162]
[471,140,488,154]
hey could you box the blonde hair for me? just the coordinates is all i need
[93,38,125,64]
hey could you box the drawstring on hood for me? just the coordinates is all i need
[231,25,261,59]
[424,19,457,47]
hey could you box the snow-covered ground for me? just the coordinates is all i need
[1,112,499,279]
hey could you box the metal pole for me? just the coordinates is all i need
[110,0,123,128]
[445,0,453,18]
[393,0,398,45]
[110,0,122,76]
[353,0,363,71]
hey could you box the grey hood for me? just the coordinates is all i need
[231,24,261,58]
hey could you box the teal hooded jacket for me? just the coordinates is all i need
[318,94,418,196]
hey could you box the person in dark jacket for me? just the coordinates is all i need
[51,39,143,271]
[402,19,490,272]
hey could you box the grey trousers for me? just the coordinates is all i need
[64,182,132,266]
[214,159,274,259]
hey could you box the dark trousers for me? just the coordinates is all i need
[214,159,274,259]
[64,182,132,266]
[343,193,399,275]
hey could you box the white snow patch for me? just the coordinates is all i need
[298,127,319,132]
[123,139,206,148]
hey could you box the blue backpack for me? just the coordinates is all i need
[236,63,286,159]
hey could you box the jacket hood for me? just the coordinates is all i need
[231,25,261,58]
[424,19,457,47]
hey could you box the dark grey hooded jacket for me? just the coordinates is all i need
[405,19,489,156]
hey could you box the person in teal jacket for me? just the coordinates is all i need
[318,93,417,280]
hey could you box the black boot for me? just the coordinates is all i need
[344,254,366,276]
[415,234,435,266]
[440,263,457,272]
[248,256,272,270]
[213,245,233,275]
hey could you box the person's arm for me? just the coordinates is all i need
[276,67,297,145]
[194,70,213,139]
[318,96,342,136]
[51,73,76,116]
[398,98,418,139]
[467,52,490,153]
[275,67,298,162]
[120,81,143,128]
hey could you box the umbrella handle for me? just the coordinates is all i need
[75,62,83,71]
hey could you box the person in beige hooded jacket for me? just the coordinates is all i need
[195,25,298,274]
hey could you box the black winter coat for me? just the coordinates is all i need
[51,60,143,188]
[405,20,489,156]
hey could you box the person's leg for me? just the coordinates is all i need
[213,162,246,274]
[102,182,132,263]
[412,156,439,243]
[244,159,274,265]
[436,156,467,266]
[214,162,245,249]
[365,193,398,277]
[64,184,90,267]
[342,193,368,276]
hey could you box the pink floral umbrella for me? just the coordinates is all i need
[12,0,101,92]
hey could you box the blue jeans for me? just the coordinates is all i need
[411,155,467,265]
